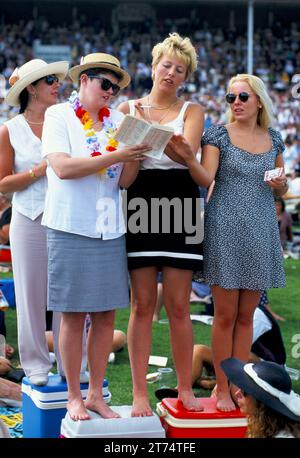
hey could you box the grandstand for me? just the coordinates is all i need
[0,0,299,143]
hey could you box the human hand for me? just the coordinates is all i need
[32,160,48,178]
[116,144,152,163]
[166,135,196,165]
[134,102,148,121]
[266,172,288,190]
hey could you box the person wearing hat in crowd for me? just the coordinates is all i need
[41,53,151,421]
[221,358,300,438]
[0,59,70,387]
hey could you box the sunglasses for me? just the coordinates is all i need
[89,75,120,96]
[42,74,59,85]
[226,92,250,104]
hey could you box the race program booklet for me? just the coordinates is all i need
[114,114,174,159]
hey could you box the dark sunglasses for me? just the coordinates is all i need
[89,75,120,96]
[43,74,59,85]
[226,91,250,104]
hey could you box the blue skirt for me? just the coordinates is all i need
[47,229,129,312]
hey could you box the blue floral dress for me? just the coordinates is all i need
[201,125,286,290]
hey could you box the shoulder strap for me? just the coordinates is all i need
[128,100,136,116]
[177,101,190,121]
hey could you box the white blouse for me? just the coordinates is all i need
[41,102,125,239]
[5,114,47,220]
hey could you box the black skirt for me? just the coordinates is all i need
[126,169,204,271]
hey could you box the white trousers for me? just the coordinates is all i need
[10,209,87,377]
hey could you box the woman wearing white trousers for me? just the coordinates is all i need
[0,59,88,386]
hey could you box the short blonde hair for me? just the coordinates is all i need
[226,74,274,129]
[152,33,198,79]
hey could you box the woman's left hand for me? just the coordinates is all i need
[165,134,196,165]
[266,173,288,190]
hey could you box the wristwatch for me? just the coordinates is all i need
[29,168,37,179]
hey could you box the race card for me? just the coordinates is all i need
[264,167,283,181]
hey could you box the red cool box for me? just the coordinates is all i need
[157,397,247,438]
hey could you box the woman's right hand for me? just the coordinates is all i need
[116,144,152,163]
[33,160,48,178]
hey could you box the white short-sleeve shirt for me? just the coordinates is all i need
[41,102,125,239]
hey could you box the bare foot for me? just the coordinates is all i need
[179,390,204,412]
[67,398,90,421]
[216,391,236,412]
[131,396,153,417]
[85,396,120,419]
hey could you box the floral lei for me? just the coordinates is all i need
[69,90,119,178]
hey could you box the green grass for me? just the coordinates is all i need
[2,258,300,408]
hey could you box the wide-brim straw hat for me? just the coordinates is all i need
[68,53,131,89]
[5,59,69,107]
[221,358,300,422]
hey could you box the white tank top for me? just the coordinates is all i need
[128,100,190,170]
[4,114,46,220]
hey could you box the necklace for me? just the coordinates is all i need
[147,97,178,111]
[69,90,119,178]
[147,96,178,124]
[23,114,44,125]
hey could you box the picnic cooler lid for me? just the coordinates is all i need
[61,406,166,438]
[22,375,110,409]
[157,398,247,429]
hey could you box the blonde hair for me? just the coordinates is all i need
[226,74,274,129]
[152,33,197,79]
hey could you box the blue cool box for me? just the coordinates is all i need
[22,374,111,438]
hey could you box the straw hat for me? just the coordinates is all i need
[221,358,300,422]
[68,53,131,88]
[5,59,69,107]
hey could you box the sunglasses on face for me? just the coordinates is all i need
[43,74,59,85]
[89,75,120,96]
[226,92,250,104]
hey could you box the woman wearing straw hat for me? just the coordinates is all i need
[221,358,300,438]
[0,59,69,387]
[41,53,151,421]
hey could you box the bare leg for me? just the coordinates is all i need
[0,378,22,401]
[230,289,261,402]
[211,286,239,412]
[59,312,90,421]
[85,311,120,418]
[163,267,203,412]
[128,267,158,417]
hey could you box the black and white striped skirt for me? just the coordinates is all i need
[126,169,204,271]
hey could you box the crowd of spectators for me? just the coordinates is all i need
[0,17,299,174]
